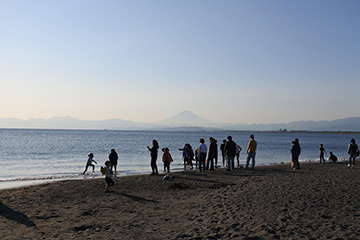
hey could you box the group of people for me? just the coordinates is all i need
[290,138,359,170]
[83,149,118,192]
[145,135,259,174]
[83,137,359,191]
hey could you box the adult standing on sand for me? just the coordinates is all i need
[225,136,236,171]
[109,149,118,174]
[246,135,257,169]
[198,138,207,172]
[207,137,217,171]
[319,144,326,163]
[220,139,227,168]
[347,139,359,167]
[290,138,301,170]
[147,140,159,175]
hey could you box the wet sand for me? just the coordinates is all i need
[1,162,360,239]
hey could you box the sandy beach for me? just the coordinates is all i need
[1,162,360,239]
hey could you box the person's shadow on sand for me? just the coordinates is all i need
[0,202,36,227]
[115,192,158,203]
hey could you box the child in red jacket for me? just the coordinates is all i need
[162,148,173,173]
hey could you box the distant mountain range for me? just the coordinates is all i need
[0,111,359,131]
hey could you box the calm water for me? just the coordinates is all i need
[0,129,357,185]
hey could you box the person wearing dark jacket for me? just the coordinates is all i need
[179,143,194,169]
[109,149,118,174]
[225,136,236,171]
[290,138,301,170]
[147,140,159,175]
[207,137,218,170]
[347,138,359,167]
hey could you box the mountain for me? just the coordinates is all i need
[222,117,360,131]
[0,112,359,131]
[0,116,154,130]
[155,111,217,127]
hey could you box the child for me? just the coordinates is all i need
[105,160,114,192]
[83,153,97,175]
[162,148,173,173]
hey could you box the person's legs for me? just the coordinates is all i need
[151,158,158,174]
[200,153,206,171]
[228,156,235,170]
[251,153,256,169]
[187,157,193,169]
[246,154,251,168]
[227,155,231,170]
[294,156,299,169]
[83,165,89,174]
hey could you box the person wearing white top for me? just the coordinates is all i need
[197,138,207,172]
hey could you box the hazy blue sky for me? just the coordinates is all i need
[1,0,359,124]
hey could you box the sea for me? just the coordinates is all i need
[0,129,358,189]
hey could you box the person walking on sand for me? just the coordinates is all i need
[162,148,173,173]
[197,138,207,172]
[246,135,257,169]
[104,161,114,192]
[147,140,159,175]
[109,149,118,174]
[225,136,236,171]
[220,139,227,168]
[83,153,97,174]
[235,144,242,168]
[319,144,326,163]
[347,138,359,167]
[207,137,217,171]
[290,138,301,170]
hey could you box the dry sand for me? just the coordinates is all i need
[1,162,360,239]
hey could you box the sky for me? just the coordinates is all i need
[0,0,359,124]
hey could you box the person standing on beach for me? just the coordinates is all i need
[246,135,257,169]
[109,149,118,174]
[83,153,97,174]
[214,139,219,168]
[147,140,159,175]
[225,136,236,171]
[104,160,114,192]
[235,144,242,168]
[347,139,359,167]
[162,148,173,173]
[179,143,194,170]
[207,137,217,171]
[197,138,207,172]
[290,138,301,170]
[319,144,326,163]
[220,139,227,168]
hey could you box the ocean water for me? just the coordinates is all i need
[0,129,357,188]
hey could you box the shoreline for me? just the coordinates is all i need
[1,162,360,239]
[0,158,350,190]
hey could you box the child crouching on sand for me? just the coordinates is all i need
[162,148,173,173]
[83,153,97,175]
[105,161,114,192]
